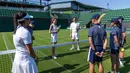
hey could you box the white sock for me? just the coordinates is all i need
[72,45,74,48]
[77,41,79,48]
[77,44,79,48]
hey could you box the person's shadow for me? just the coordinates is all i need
[39,64,79,73]
[119,56,130,73]
[38,46,89,61]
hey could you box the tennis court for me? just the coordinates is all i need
[0,29,130,73]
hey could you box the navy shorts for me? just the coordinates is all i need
[87,46,103,64]
[110,49,119,54]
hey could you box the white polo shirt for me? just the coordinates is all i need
[13,26,32,53]
[70,22,80,33]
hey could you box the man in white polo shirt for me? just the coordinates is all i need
[70,17,80,51]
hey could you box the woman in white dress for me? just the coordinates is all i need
[49,18,60,59]
[12,12,38,73]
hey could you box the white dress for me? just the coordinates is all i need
[51,24,58,42]
[12,26,38,73]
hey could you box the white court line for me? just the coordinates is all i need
[2,33,13,63]
[1,33,72,73]
[3,33,14,49]
[34,41,72,73]
[34,33,71,41]
[34,34,50,43]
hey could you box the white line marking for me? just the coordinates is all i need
[2,33,13,63]
[34,33,70,41]
[34,41,72,73]
[3,33,14,48]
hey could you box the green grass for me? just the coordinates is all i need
[0,29,130,73]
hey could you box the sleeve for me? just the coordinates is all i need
[122,25,126,32]
[21,30,32,44]
[70,23,72,30]
[88,28,93,37]
[111,30,117,36]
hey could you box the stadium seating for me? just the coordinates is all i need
[0,8,73,19]
[102,8,130,23]
[0,8,130,27]
[78,11,102,25]
[77,8,130,26]
[0,8,50,18]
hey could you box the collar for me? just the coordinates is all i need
[112,26,118,28]
[17,25,21,29]
[94,24,100,26]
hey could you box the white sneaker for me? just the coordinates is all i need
[52,56,57,59]
[70,47,74,50]
[120,60,124,67]
[77,47,80,51]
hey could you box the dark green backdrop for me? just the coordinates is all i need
[0,17,70,32]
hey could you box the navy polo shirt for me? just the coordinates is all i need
[119,22,126,33]
[88,24,107,46]
[28,27,33,35]
[110,26,121,50]
[121,23,126,33]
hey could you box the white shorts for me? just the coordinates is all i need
[72,33,79,40]
[51,33,57,42]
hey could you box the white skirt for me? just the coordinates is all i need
[12,52,38,73]
[51,33,57,42]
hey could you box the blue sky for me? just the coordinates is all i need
[50,0,130,10]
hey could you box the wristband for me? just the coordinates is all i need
[117,46,120,49]
[92,49,97,52]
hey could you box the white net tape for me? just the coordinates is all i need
[0,40,88,55]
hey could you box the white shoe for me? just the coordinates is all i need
[70,47,74,50]
[120,60,124,67]
[52,56,57,59]
[77,47,80,51]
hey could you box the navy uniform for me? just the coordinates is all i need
[118,16,126,46]
[110,18,121,54]
[28,20,35,41]
[118,16,126,33]
[87,14,107,64]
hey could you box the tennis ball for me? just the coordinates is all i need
[120,48,124,52]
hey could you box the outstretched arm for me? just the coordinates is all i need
[103,36,108,50]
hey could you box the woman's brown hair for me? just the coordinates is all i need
[13,12,27,34]
[51,17,56,24]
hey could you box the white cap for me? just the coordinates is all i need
[23,13,33,19]
[18,13,33,22]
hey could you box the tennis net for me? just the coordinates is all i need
[0,40,88,73]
